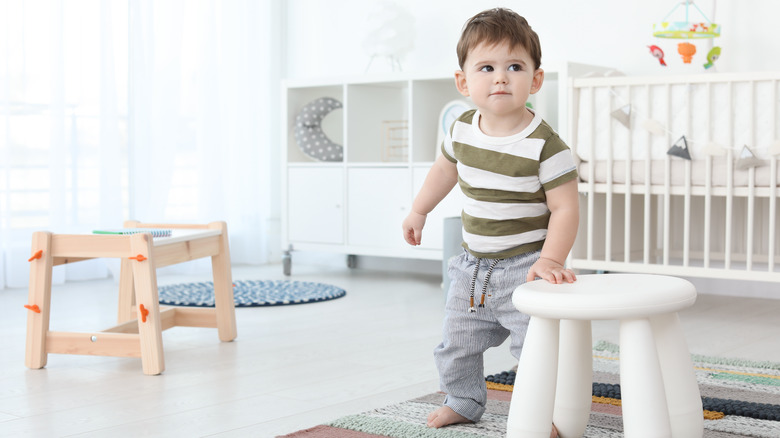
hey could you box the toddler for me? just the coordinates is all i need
[401,8,579,437]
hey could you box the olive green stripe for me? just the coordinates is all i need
[464,240,545,259]
[459,179,546,203]
[441,141,457,163]
[526,119,556,138]
[463,212,551,237]
[453,142,540,178]
[537,132,570,161]
[457,109,476,126]
[542,169,579,191]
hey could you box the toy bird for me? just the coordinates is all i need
[703,46,721,69]
[648,45,667,66]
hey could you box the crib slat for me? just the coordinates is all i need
[703,82,712,269]
[683,164,691,268]
[746,81,756,271]
[725,82,734,269]
[663,157,671,266]
[747,169,756,271]
[587,86,595,262]
[624,85,632,264]
[643,84,651,265]
[769,80,778,272]
[663,84,671,266]
[605,86,613,262]
[683,83,692,267]
[770,156,777,272]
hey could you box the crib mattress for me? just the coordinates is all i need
[577,158,780,187]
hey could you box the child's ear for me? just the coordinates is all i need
[454,70,470,97]
[530,68,544,95]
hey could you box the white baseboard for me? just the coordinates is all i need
[685,276,779,300]
[286,251,441,276]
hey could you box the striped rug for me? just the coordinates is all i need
[278,341,780,438]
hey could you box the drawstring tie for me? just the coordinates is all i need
[468,258,500,313]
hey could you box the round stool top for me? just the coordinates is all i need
[513,274,696,320]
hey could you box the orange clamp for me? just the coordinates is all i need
[28,250,43,262]
[139,304,149,323]
[129,254,147,262]
[24,304,41,313]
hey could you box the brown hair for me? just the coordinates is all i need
[456,8,541,70]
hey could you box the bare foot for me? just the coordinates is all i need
[550,423,558,438]
[426,406,472,428]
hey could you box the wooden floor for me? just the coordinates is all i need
[1,262,779,437]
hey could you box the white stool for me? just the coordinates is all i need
[506,274,703,438]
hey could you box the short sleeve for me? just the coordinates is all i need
[441,125,457,163]
[539,134,578,191]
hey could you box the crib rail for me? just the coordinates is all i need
[568,72,780,282]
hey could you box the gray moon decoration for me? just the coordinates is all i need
[294,97,344,162]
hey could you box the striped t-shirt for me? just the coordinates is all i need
[441,109,578,259]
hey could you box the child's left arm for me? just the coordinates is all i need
[526,179,579,284]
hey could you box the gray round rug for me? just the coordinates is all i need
[158,280,346,307]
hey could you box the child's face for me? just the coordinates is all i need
[455,40,543,121]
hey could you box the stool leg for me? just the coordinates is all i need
[619,318,672,438]
[507,316,559,438]
[209,221,236,342]
[553,320,592,438]
[25,232,53,369]
[117,258,135,324]
[130,233,165,375]
[651,313,703,438]
[118,219,140,324]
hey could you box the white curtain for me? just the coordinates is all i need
[0,0,278,289]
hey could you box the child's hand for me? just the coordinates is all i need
[526,257,576,284]
[402,211,427,246]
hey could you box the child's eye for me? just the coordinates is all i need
[479,65,494,72]
[508,64,522,72]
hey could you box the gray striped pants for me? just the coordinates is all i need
[434,249,540,422]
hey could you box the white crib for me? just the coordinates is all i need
[568,71,780,283]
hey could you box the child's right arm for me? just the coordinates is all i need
[402,154,458,246]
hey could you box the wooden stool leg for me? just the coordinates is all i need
[117,258,135,324]
[651,313,704,438]
[209,221,236,342]
[130,233,165,375]
[507,316,560,438]
[553,319,592,437]
[620,318,672,438]
[25,232,54,369]
[117,219,141,324]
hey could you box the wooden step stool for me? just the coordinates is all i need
[24,221,237,375]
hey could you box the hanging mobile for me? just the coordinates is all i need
[650,0,721,67]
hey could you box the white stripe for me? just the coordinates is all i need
[458,163,541,192]
[463,228,548,253]
[539,150,576,184]
[451,119,471,138]
[463,200,549,220]
[469,108,544,146]
[455,123,545,160]
[442,129,455,158]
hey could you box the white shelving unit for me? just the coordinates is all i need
[281,64,611,274]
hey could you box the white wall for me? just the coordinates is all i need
[283,0,779,80]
